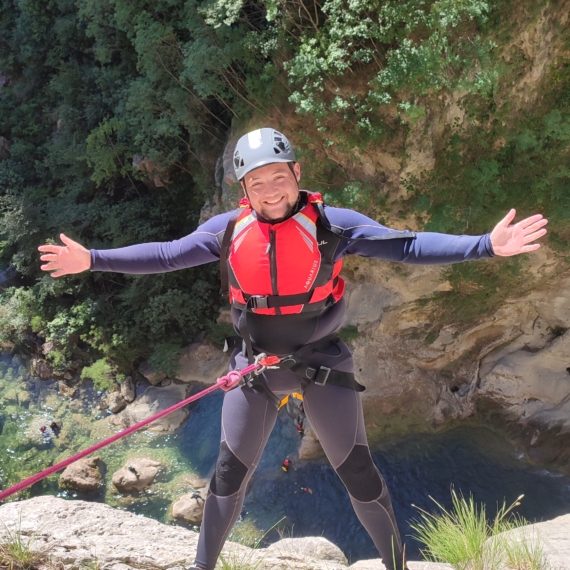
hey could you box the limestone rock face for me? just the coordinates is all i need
[112,458,161,492]
[478,328,570,467]
[59,457,102,491]
[110,384,189,432]
[176,340,228,384]
[172,488,207,524]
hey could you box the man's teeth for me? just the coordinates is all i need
[266,198,282,204]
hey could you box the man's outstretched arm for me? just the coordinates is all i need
[328,207,547,263]
[38,212,233,278]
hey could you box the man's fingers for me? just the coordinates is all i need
[518,214,547,230]
[40,254,58,262]
[523,229,548,244]
[38,245,62,253]
[50,270,65,278]
[40,263,59,271]
[521,244,541,253]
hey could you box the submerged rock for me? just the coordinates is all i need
[172,488,207,524]
[59,456,103,491]
[112,458,161,492]
[110,384,189,432]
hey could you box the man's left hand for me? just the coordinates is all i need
[490,209,548,256]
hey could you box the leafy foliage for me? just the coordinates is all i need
[1,0,569,379]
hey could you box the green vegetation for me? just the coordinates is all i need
[80,358,121,392]
[411,490,549,569]
[1,0,569,379]
[338,324,359,343]
[0,514,53,570]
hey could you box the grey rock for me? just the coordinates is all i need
[172,489,207,524]
[112,458,161,492]
[32,358,53,380]
[120,376,136,403]
[58,381,77,398]
[106,390,127,413]
[138,360,166,385]
[59,457,102,492]
[110,384,189,432]
[177,340,228,384]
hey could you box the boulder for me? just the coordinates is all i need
[172,488,208,524]
[106,390,127,413]
[58,381,77,398]
[32,358,53,380]
[112,458,162,492]
[298,421,323,461]
[42,341,60,355]
[138,360,166,385]
[257,537,348,567]
[120,376,136,403]
[59,457,102,492]
[110,384,189,432]
[176,340,228,384]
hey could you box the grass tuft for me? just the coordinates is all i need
[410,490,550,570]
[0,513,53,570]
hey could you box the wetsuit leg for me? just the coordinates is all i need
[194,381,279,570]
[303,382,406,570]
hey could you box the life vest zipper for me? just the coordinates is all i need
[269,229,281,315]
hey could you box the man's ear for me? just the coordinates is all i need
[294,162,301,182]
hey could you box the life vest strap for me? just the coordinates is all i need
[233,292,331,311]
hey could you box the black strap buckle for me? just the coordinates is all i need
[314,366,331,386]
[249,295,269,309]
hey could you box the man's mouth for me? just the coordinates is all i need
[264,197,284,206]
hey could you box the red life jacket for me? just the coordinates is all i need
[226,192,344,315]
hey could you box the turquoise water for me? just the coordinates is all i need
[2,352,570,562]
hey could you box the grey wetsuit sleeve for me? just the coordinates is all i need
[325,206,495,264]
[89,211,234,274]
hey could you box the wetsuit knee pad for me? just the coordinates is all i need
[335,444,384,502]
[209,440,249,497]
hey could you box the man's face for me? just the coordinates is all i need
[241,162,301,222]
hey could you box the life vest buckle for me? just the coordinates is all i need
[249,295,269,309]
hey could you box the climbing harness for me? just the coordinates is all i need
[0,356,278,503]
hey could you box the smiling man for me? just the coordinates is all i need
[39,127,548,570]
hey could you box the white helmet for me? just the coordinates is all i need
[233,128,296,181]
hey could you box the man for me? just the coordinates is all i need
[39,127,547,570]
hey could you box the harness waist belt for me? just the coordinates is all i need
[224,334,365,406]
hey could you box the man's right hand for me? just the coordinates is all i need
[38,233,91,278]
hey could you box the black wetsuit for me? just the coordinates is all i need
[90,197,494,570]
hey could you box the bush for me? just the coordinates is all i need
[80,358,116,392]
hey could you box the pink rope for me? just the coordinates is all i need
[0,363,259,503]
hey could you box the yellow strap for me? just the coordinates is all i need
[278,392,304,410]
